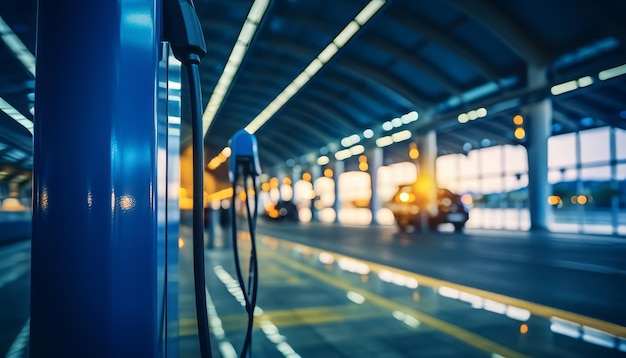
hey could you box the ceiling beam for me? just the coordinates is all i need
[336,57,433,110]
[552,110,580,133]
[386,5,503,81]
[447,0,553,65]
[363,33,464,95]
[254,37,433,110]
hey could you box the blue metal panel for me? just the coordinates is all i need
[164,46,182,358]
[32,0,161,356]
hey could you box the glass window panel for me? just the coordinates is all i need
[517,174,529,191]
[388,162,417,184]
[377,166,392,187]
[293,180,314,207]
[548,169,562,184]
[478,146,503,175]
[436,154,460,190]
[459,150,479,177]
[458,177,478,194]
[480,146,502,175]
[618,164,626,180]
[377,162,417,203]
[481,176,503,194]
[338,171,371,203]
[580,166,611,180]
[503,145,528,174]
[562,168,577,181]
[504,175,526,191]
[436,154,457,181]
[548,133,576,168]
[617,128,626,160]
[580,127,610,164]
[618,165,626,221]
[314,177,335,208]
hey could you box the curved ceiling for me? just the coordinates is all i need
[1,0,625,184]
[194,0,626,173]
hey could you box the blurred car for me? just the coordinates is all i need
[264,200,299,222]
[387,184,469,232]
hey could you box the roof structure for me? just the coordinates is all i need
[1,0,625,183]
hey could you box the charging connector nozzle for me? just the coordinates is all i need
[229,129,261,183]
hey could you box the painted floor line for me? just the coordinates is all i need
[259,239,529,358]
[262,235,626,339]
[180,304,388,333]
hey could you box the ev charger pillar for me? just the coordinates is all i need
[32,1,164,356]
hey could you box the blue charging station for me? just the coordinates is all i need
[31,1,180,356]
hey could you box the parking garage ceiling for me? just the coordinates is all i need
[1,0,625,183]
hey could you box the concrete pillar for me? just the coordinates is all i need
[369,147,383,225]
[333,160,344,223]
[310,165,322,221]
[526,65,552,232]
[292,164,302,185]
[277,170,288,201]
[417,131,438,218]
[610,127,619,235]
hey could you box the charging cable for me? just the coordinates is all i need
[229,129,261,357]
[162,1,211,357]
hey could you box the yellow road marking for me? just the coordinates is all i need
[263,235,626,338]
[260,242,529,358]
[179,304,387,335]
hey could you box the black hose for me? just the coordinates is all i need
[230,166,260,358]
[240,173,259,358]
[188,61,212,358]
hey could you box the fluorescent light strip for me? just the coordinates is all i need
[202,0,270,136]
[550,80,578,96]
[317,156,329,165]
[211,1,387,170]
[577,76,593,88]
[355,0,386,25]
[244,0,386,134]
[551,75,595,96]
[350,145,364,155]
[333,21,360,48]
[318,43,339,63]
[391,130,411,143]
[376,136,393,147]
[0,97,33,134]
[598,63,626,81]
[0,16,36,77]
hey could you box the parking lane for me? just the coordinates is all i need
[224,233,625,357]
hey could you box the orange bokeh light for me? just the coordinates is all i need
[547,195,561,205]
[520,324,529,334]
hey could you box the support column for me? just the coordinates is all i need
[417,131,438,218]
[32,1,161,356]
[369,147,383,225]
[277,170,288,202]
[310,164,322,222]
[333,160,344,223]
[526,65,552,232]
[292,165,302,186]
